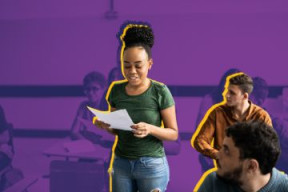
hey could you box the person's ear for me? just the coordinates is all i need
[243,92,249,100]
[148,58,153,70]
[246,159,259,173]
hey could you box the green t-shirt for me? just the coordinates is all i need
[108,80,175,159]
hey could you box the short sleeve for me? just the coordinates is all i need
[158,85,175,110]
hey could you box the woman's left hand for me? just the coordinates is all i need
[131,122,153,138]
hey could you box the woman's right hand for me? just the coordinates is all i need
[93,119,117,135]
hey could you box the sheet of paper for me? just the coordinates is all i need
[87,107,133,131]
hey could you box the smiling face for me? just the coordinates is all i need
[225,84,247,107]
[216,137,244,185]
[123,46,152,87]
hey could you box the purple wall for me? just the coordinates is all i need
[1,1,288,85]
[0,1,287,191]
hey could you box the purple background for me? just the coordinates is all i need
[0,1,287,191]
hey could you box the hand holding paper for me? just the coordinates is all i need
[87,106,133,131]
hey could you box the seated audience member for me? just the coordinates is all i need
[192,73,272,174]
[250,77,269,107]
[70,71,109,143]
[250,77,288,173]
[0,105,24,191]
[197,121,288,192]
[70,71,114,192]
[0,105,13,174]
[195,68,240,173]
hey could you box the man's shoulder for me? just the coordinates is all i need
[272,168,288,189]
[200,104,229,120]
[250,103,269,115]
[197,171,216,192]
[250,103,272,121]
[260,168,288,192]
[211,103,229,114]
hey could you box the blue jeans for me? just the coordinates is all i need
[112,156,169,192]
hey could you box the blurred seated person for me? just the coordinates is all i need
[250,77,288,173]
[70,71,114,192]
[0,105,20,191]
[250,77,269,107]
[0,105,13,173]
[70,71,114,146]
[273,118,288,173]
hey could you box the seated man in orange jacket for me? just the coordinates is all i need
[192,73,272,160]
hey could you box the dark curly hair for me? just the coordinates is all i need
[226,121,280,175]
[118,21,154,59]
[229,73,254,94]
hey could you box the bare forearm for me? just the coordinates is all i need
[149,125,178,141]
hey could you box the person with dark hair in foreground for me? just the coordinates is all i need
[197,121,288,192]
[94,22,178,192]
[192,73,272,160]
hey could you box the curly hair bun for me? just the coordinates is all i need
[122,25,154,48]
